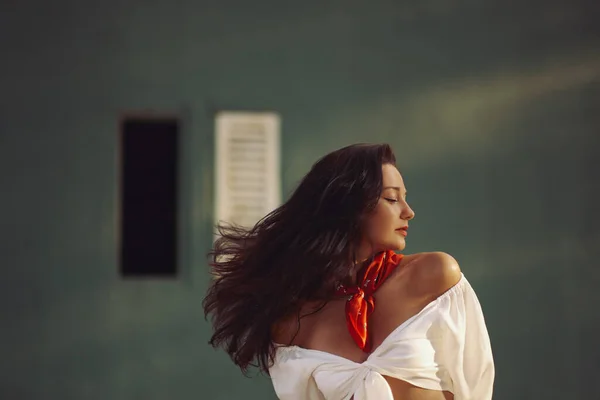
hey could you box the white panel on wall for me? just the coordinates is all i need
[214,111,281,233]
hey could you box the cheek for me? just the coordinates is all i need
[367,210,395,238]
[363,203,399,239]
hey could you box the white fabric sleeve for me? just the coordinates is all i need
[441,277,495,400]
[270,350,327,400]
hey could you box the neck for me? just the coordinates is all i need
[345,256,372,285]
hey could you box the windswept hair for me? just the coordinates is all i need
[203,143,397,374]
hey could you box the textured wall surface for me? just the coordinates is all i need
[1,0,598,399]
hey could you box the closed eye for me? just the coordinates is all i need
[384,198,398,203]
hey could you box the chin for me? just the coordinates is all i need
[374,239,405,253]
[395,239,406,251]
[379,241,405,252]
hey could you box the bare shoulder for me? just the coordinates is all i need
[404,252,462,301]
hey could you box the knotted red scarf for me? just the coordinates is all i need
[335,250,403,352]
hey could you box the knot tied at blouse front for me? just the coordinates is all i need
[335,250,403,352]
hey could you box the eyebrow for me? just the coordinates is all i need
[383,186,407,195]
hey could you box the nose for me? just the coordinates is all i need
[402,203,415,221]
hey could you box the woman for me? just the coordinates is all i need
[203,143,494,399]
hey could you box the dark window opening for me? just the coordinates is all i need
[119,117,179,277]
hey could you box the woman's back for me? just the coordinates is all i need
[272,252,464,400]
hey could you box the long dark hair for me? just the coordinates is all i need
[202,143,397,374]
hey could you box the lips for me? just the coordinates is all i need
[396,227,408,237]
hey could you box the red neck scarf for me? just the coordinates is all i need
[335,250,403,352]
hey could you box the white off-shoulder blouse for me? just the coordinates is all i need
[269,274,494,399]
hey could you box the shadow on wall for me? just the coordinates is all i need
[324,53,600,168]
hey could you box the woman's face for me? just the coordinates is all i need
[358,164,415,259]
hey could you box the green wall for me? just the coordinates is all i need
[1,1,598,399]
